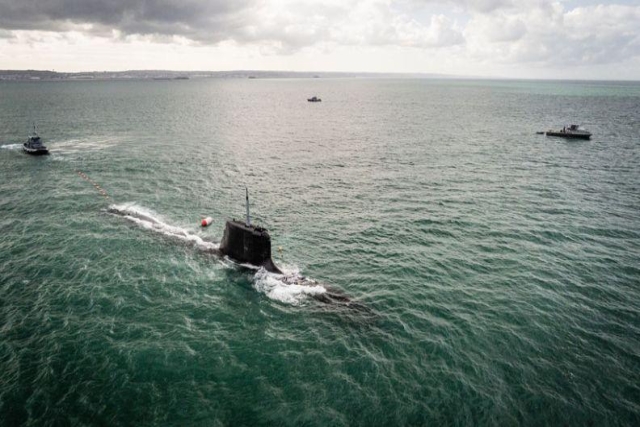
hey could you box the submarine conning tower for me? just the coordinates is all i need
[218,188,282,274]
[219,220,282,274]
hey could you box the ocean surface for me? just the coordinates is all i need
[1,78,639,426]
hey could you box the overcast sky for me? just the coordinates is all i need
[0,0,639,79]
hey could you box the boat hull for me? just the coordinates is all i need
[545,131,591,140]
[23,146,49,155]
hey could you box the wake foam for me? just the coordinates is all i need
[108,203,327,305]
[107,203,218,252]
[253,266,327,305]
[1,144,21,150]
[52,137,121,153]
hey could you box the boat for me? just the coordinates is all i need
[545,124,592,140]
[307,96,321,102]
[22,124,49,155]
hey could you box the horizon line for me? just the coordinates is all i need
[1,69,639,83]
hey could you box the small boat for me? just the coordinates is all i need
[545,124,592,140]
[307,96,321,102]
[23,124,49,155]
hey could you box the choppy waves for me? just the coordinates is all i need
[2,78,640,426]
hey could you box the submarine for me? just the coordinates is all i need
[218,189,282,274]
[218,189,364,307]
[106,189,364,309]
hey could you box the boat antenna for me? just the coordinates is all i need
[245,187,251,227]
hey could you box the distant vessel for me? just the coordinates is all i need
[546,124,592,140]
[307,96,321,102]
[23,124,49,155]
[153,76,189,80]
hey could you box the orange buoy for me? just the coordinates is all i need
[201,217,213,227]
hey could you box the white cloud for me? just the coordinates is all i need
[0,0,639,78]
[464,2,640,66]
[231,0,464,53]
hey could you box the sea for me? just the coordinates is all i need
[1,78,639,426]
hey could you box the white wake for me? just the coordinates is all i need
[52,137,121,153]
[108,203,218,252]
[253,266,327,305]
[108,203,327,305]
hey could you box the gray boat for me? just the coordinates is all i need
[546,124,592,140]
[23,124,49,155]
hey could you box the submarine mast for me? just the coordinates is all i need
[245,187,251,227]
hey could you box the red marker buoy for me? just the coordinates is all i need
[201,217,213,227]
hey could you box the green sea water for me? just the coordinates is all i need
[1,78,639,426]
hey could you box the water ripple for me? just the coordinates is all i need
[1,78,640,425]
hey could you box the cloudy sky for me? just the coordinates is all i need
[0,0,639,79]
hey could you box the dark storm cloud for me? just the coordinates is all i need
[0,0,258,42]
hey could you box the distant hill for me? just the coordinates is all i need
[0,69,454,81]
